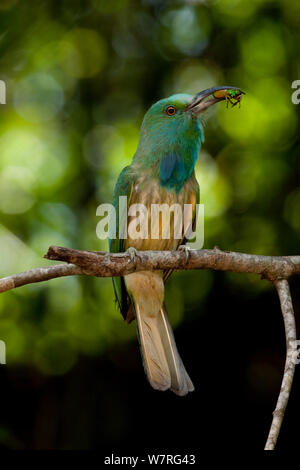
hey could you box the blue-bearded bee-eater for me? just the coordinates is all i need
[109,87,244,396]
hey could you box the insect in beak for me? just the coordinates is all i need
[187,86,245,114]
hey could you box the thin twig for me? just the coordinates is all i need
[265,280,297,450]
[0,264,86,293]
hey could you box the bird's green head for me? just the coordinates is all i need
[133,86,242,191]
[135,93,204,164]
[134,87,229,165]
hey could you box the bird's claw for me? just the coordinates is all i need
[126,247,138,265]
[178,245,191,264]
[213,245,221,251]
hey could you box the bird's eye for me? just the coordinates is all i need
[166,106,176,116]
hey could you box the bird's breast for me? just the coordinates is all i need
[124,176,197,251]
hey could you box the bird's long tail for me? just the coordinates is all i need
[125,271,194,396]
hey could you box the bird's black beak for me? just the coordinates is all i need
[187,86,245,114]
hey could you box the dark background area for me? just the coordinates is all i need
[0,0,299,451]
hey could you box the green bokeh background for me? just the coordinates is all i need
[0,0,299,450]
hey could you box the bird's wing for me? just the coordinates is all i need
[109,166,134,320]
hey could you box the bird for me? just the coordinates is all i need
[109,86,243,396]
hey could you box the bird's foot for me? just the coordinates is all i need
[126,247,138,265]
[178,245,192,264]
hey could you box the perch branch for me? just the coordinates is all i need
[0,245,299,451]
[1,246,299,294]
[264,279,297,450]
[45,245,300,279]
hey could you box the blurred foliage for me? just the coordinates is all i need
[0,0,299,378]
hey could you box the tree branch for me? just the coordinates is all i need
[264,279,297,450]
[45,245,300,280]
[0,244,299,450]
[0,264,86,293]
[1,245,299,294]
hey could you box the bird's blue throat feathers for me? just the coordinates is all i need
[159,149,198,193]
[133,108,204,193]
